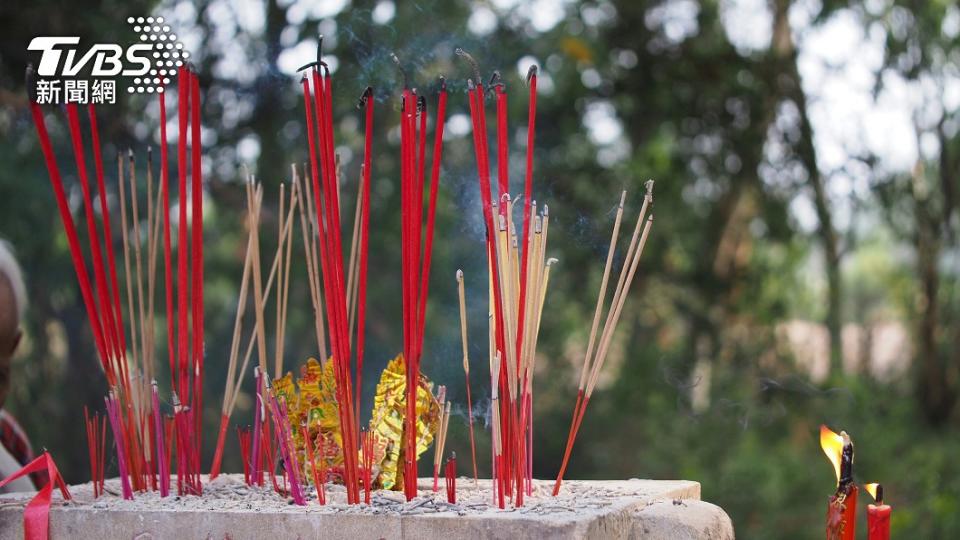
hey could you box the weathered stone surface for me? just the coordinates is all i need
[633,499,735,539]
[0,476,733,539]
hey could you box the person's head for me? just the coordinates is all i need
[0,240,26,409]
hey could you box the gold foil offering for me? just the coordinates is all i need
[272,354,440,490]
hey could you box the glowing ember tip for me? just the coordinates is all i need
[526,65,538,84]
[820,424,845,485]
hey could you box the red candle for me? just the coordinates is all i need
[821,425,857,540]
[865,483,891,540]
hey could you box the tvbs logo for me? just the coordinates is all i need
[28,16,188,104]
[28,37,152,78]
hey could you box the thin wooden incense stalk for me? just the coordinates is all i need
[248,180,269,379]
[274,183,287,379]
[432,386,447,492]
[294,168,327,359]
[210,195,256,479]
[345,168,363,341]
[279,183,296,379]
[146,147,159,382]
[456,270,479,485]
[234,191,300,397]
[118,153,139,376]
[553,185,654,496]
[557,192,626,489]
[129,151,149,389]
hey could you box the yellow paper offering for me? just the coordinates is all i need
[271,354,440,490]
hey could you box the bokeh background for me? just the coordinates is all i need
[1,0,959,537]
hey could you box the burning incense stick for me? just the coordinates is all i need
[553,184,654,496]
[209,186,259,479]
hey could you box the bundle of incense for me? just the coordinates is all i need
[302,423,324,505]
[83,407,106,498]
[553,184,655,496]
[267,393,305,505]
[237,427,252,485]
[457,49,544,507]
[432,386,447,491]
[105,393,133,499]
[361,430,374,504]
[445,452,457,504]
[456,270,479,485]
[27,63,209,499]
[250,367,265,486]
[298,40,376,504]
[394,65,449,500]
[210,175,298,479]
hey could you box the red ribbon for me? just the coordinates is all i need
[0,452,71,540]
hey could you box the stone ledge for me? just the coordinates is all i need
[0,476,733,539]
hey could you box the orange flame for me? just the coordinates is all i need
[820,424,844,486]
[865,483,879,501]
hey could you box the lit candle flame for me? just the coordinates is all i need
[820,424,845,486]
[865,482,880,501]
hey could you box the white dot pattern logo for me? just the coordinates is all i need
[125,16,190,94]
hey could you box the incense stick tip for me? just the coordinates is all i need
[526,64,538,85]
[391,53,409,89]
[455,47,482,84]
[356,86,374,109]
[489,70,503,89]
[546,257,558,266]
[438,75,446,91]
[25,64,38,103]
[645,179,654,198]
[619,190,627,208]
[456,269,464,281]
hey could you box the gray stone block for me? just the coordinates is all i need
[0,476,733,539]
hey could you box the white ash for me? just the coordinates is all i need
[7,475,675,520]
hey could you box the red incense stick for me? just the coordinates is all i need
[26,68,110,380]
[159,87,176,389]
[415,79,448,349]
[176,66,190,400]
[189,69,204,453]
[65,102,125,385]
[354,87,374,429]
[87,104,127,360]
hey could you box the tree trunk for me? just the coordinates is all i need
[774,0,843,377]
